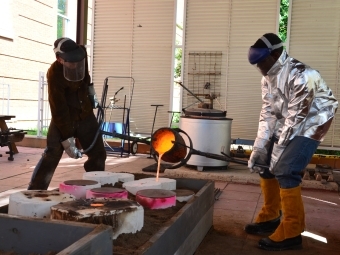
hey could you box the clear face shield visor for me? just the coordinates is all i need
[62,58,85,82]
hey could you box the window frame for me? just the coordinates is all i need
[0,0,14,40]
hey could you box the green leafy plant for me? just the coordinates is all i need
[315,149,340,156]
[279,0,289,42]
[174,48,182,79]
[26,128,48,136]
[172,112,180,123]
[57,0,67,38]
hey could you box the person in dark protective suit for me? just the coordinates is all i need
[28,37,106,190]
[246,33,338,251]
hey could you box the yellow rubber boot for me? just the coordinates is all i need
[244,178,281,235]
[255,178,281,223]
[258,186,304,250]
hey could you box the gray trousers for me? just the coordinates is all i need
[28,114,106,190]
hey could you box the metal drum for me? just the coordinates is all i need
[179,109,232,171]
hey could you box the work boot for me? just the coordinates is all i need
[258,235,302,251]
[258,186,305,251]
[245,216,280,235]
[244,178,281,235]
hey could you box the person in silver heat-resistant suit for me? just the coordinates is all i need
[246,33,338,251]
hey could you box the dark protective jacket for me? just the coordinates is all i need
[47,50,93,140]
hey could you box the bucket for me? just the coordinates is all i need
[151,128,187,163]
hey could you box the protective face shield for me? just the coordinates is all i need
[53,38,86,82]
[248,47,271,65]
[60,58,85,82]
[248,36,283,76]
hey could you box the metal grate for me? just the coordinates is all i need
[187,51,222,109]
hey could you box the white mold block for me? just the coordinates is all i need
[123,179,162,195]
[116,173,135,182]
[8,190,75,218]
[82,171,119,186]
[143,177,176,190]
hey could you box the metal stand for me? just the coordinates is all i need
[99,76,135,157]
[148,104,163,158]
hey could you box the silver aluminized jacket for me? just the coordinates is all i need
[255,50,338,150]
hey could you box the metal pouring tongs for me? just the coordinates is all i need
[220,151,269,169]
[171,140,269,170]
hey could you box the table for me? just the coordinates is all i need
[0,115,19,154]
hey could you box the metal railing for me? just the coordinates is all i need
[37,72,51,137]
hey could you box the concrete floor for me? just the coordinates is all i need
[0,146,340,254]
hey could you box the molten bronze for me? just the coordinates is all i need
[151,128,187,163]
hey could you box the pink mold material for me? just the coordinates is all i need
[86,187,128,199]
[136,189,176,209]
[59,180,100,199]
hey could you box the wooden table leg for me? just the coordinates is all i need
[10,141,19,154]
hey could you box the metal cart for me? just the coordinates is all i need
[99,76,135,157]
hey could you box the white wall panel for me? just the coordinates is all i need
[226,0,279,140]
[289,0,340,148]
[131,0,175,134]
[92,0,175,135]
[92,0,134,100]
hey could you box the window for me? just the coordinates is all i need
[279,0,291,51]
[172,0,185,112]
[0,0,14,39]
[57,0,77,40]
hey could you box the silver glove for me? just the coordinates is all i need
[88,84,99,109]
[269,143,286,173]
[61,137,82,159]
[248,138,270,174]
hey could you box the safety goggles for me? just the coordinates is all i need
[248,47,271,65]
[248,36,283,65]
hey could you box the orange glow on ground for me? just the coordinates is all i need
[90,203,104,207]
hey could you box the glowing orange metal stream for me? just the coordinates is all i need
[152,130,175,181]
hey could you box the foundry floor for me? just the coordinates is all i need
[0,146,340,255]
